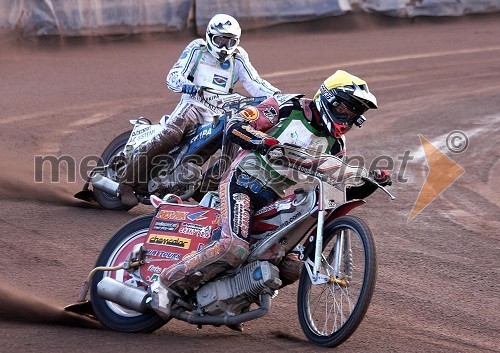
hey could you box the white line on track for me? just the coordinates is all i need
[262,45,500,79]
[412,114,500,160]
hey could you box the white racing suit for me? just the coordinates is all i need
[118,38,280,194]
[159,95,379,291]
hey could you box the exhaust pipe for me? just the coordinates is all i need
[170,292,272,326]
[97,277,151,312]
[90,174,119,196]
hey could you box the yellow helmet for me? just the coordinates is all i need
[314,70,377,138]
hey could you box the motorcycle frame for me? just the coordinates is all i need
[246,174,351,286]
[255,145,395,287]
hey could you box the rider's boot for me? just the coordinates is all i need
[117,125,182,207]
[117,151,144,206]
[117,184,139,207]
[277,251,304,288]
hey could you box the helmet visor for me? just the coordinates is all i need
[330,100,368,127]
[212,35,238,49]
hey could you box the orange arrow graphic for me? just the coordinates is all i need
[409,135,465,221]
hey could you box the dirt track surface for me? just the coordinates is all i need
[1,13,499,353]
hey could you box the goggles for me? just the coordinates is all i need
[212,35,238,49]
[331,99,368,126]
[333,102,357,121]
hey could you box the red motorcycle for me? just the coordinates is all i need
[67,144,394,347]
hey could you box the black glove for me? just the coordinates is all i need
[260,137,282,156]
[370,169,392,186]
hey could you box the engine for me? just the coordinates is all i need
[196,261,282,316]
[148,161,202,196]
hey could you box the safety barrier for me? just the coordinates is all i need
[1,0,499,37]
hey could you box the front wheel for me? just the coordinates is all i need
[90,214,168,332]
[93,130,132,211]
[297,215,377,347]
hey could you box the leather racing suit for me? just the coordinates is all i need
[159,94,378,291]
[119,38,280,194]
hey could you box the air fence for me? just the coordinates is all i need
[1,0,499,37]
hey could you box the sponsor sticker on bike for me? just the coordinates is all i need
[157,209,189,221]
[143,203,221,284]
[179,223,212,238]
[146,234,191,249]
[152,220,180,232]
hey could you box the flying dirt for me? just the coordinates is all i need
[0,285,102,329]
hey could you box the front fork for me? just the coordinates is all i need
[305,177,350,287]
[305,229,349,287]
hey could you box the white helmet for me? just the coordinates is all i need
[205,14,241,62]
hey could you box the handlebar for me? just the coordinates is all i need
[265,144,396,200]
[362,176,396,200]
[193,86,266,116]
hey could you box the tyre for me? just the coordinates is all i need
[297,215,377,347]
[90,214,168,332]
[93,130,132,211]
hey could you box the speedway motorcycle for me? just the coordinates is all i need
[75,88,266,210]
[66,145,395,347]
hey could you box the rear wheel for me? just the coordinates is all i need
[90,214,167,332]
[93,130,132,211]
[297,215,377,347]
